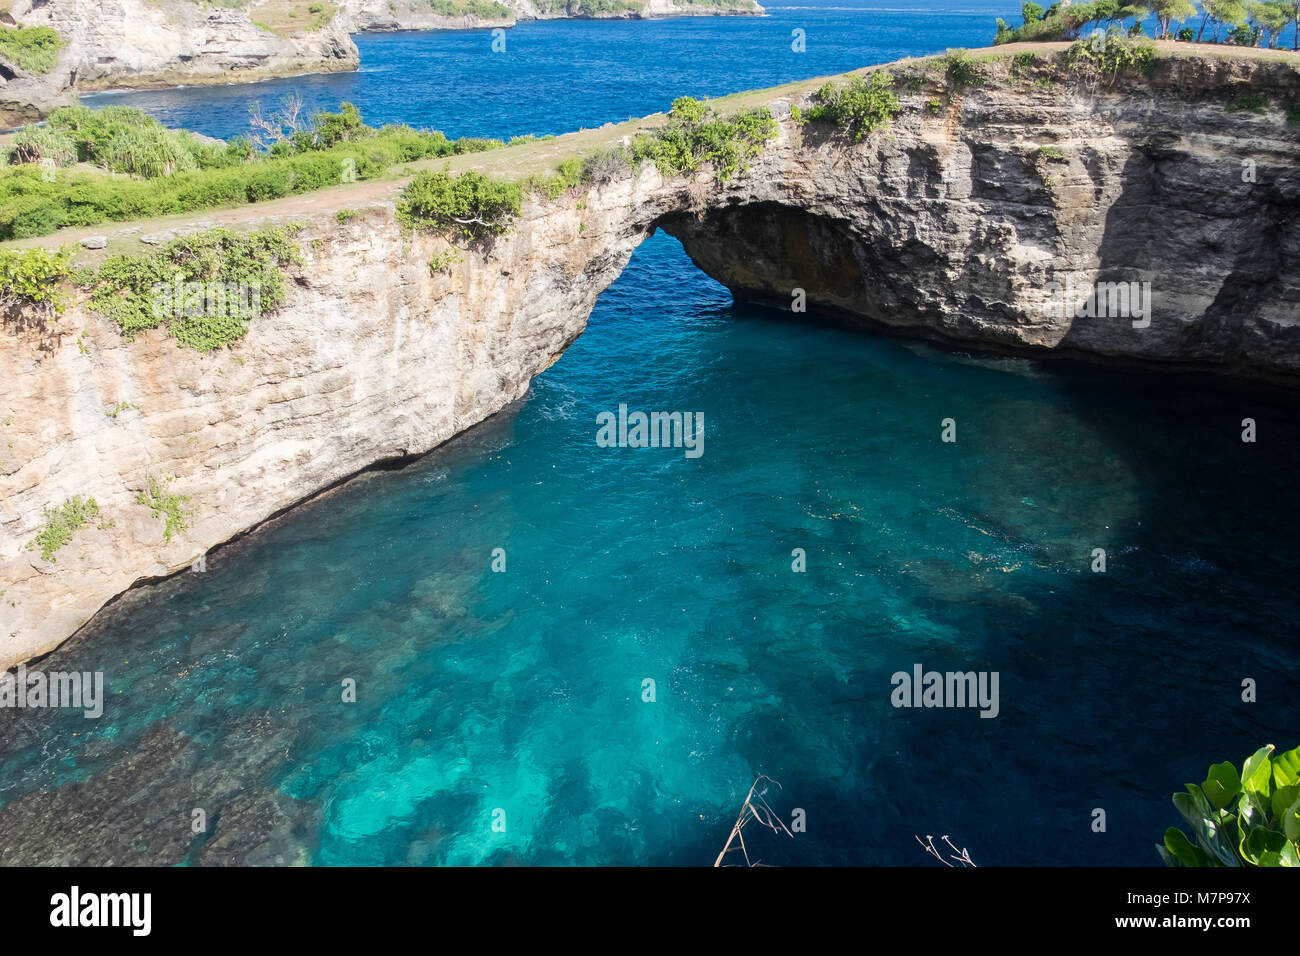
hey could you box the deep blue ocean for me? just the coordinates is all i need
[3,2,1298,866]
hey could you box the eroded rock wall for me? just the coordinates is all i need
[1,0,359,126]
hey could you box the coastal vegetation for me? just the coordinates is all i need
[397,169,524,239]
[800,72,903,141]
[1065,34,1159,80]
[135,474,188,543]
[626,97,776,181]
[423,0,512,17]
[0,246,71,319]
[396,96,777,241]
[81,227,301,351]
[0,24,63,74]
[995,1,1300,48]
[28,496,99,562]
[1160,743,1300,866]
[0,102,504,240]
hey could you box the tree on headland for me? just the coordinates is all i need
[994,0,1300,46]
[1247,0,1291,45]
[1197,0,1247,40]
[1152,0,1197,36]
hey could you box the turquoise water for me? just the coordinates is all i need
[2,232,1298,865]
[4,2,1298,866]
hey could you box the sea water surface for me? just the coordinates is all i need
[3,3,1298,866]
[86,2,1019,139]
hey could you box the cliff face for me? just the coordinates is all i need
[1,0,359,127]
[343,0,514,32]
[2,50,1300,669]
[340,0,762,32]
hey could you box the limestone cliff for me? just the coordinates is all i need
[1,0,359,127]
[2,47,1299,670]
[341,0,763,32]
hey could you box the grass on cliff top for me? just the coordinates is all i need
[250,0,340,35]
[0,24,63,75]
[0,102,507,240]
[4,41,1294,253]
[398,97,776,235]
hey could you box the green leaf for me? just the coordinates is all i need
[1175,787,1237,866]
[1282,795,1300,845]
[1203,761,1241,810]
[1271,785,1299,823]
[1163,827,1210,867]
[1241,825,1288,865]
[1273,745,1300,789]
[1241,745,1275,798]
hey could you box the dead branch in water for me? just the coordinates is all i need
[914,833,977,867]
[714,774,794,867]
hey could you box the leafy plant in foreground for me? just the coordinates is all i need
[1159,743,1300,866]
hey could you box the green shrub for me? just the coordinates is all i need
[136,474,188,543]
[1287,104,1300,126]
[1065,36,1156,84]
[104,400,138,419]
[396,169,523,239]
[0,246,72,316]
[941,49,983,88]
[7,124,77,168]
[803,72,902,142]
[29,497,99,562]
[84,227,300,351]
[429,247,463,273]
[1225,92,1269,115]
[579,145,628,183]
[528,156,583,199]
[0,103,505,240]
[1011,51,1040,76]
[1160,743,1300,867]
[626,100,775,181]
[0,25,64,74]
[994,10,1086,44]
[99,124,203,178]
